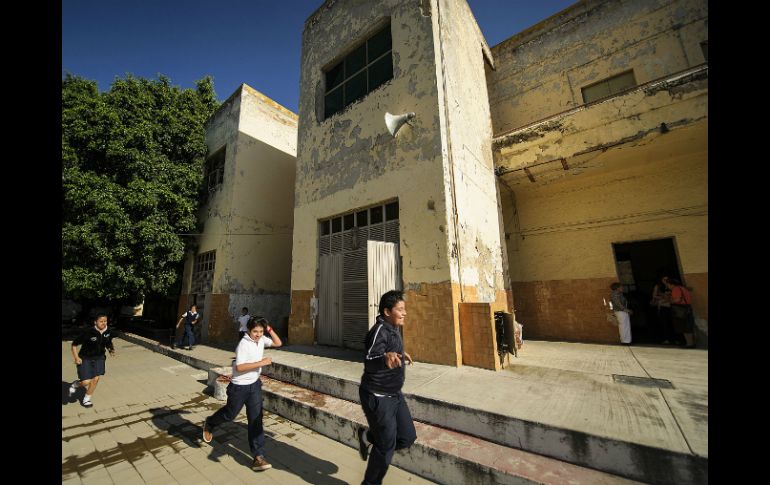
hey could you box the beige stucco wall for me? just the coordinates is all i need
[501,123,707,283]
[487,0,708,135]
[433,0,507,303]
[182,84,298,340]
[292,0,452,293]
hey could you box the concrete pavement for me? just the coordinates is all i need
[61,339,434,484]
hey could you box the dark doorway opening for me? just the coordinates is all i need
[612,238,681,345]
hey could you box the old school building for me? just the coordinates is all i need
[179,0,707,368]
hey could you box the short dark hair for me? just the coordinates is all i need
[667,278,682,286]
[378,290,405,315]
[93,313,108,321]
[610,282,621,291]
[247,316,268,331]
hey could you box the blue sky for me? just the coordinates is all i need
[62,0,575,112]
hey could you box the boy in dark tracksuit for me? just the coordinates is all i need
[69,313,117,407]
[356,290,417,485]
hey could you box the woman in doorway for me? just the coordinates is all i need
[665,278,696,348]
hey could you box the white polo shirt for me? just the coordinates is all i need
[237,314,251,332]
[230,334,273,385]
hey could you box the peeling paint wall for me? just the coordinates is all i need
[433,0,507,304]
[181,84,297,343]
[503,129,707,282]
[487,0,708,135]
[293,0,450,294]
[291,0,507,364]
[490,0,707,342]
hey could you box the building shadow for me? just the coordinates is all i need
[276,344,363,364]
[202,421,347,485]
[148,406,204,449]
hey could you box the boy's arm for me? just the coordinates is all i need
[107,332,116,355]
[71,343,82,365]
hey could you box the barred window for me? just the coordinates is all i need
[191,250,216,295]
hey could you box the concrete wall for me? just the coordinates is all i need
[490,0,707,343]
[499,123,707,342]
[290,0,508,366]
[181,85,297,344]
[291,0,452,359]
[487,0,708,135]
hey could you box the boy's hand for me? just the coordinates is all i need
[109,350,116,357]
[74,357,82,365]
[385,352,402,369]
[261,357,272,366]
[403,351,413,365]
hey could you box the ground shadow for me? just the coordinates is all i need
[276,344,363,364]
[203,421,347,485]
[149,406,203,450]
[61,380,83,406]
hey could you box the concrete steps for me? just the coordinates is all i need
[206,367,644,485]
[261,360,706,485]
[119,333,705,485]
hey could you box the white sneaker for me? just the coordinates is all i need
[68,381,79,397]
[82,395,93,407]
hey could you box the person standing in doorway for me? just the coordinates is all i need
[651,275,674,344]
[356,290,417,485]
[610,282,633,345]
[237,307,251,343]
[665,278,696,348]
[202,317,282,472]
[175,304,199,350]
[68,313,117,407]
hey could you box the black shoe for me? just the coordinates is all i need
[357,427,370,461]
[186,346,192,350]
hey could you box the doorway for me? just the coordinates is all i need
[612,238,682,344]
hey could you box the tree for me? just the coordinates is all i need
[62,74,219,305]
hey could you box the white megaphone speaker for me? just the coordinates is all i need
[385,112,415,137]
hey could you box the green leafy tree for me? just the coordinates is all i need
[62,74,219,306]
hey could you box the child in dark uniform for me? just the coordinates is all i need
[356,290,417,485]
[69,313,117,407]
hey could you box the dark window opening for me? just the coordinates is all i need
[385,201,399,221]
[323,23,393,120]
[206,148,226,194]
[332,217,342,233]
[356,210,368,227]
[370,206,383,224]
[344,213,355,230]
[321,220,331,236]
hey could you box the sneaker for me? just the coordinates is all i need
[185,346,192,351]
[68,381,79,397]
[82,396,93,407]
[357,427,370,461]
[202,420,213,443]
[252,455,272,471]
